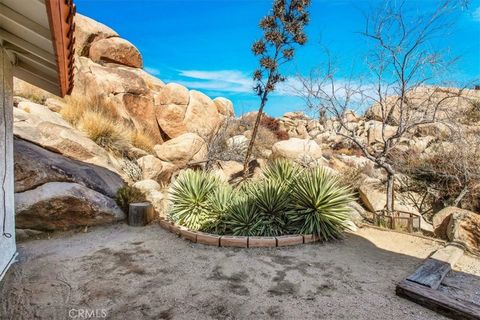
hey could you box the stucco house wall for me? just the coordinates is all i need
[0,47,17,280]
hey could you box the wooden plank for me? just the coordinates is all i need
[0,29,55,64]
[407,258,452,290]
[396,279,480,320]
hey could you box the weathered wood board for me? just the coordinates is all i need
[397,279,480,320]
[407,258,452,290]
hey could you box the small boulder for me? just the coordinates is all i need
[137,155,177,184]
[154,133,207,165]
[271,138,322,164]
[89,37,143,68]
[433,206,475,240]
[446,209,480,253]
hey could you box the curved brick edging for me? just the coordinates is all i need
[158,217,320,248]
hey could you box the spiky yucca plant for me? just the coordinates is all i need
[262,158,302,183]
[202,184,235,234]
[224,197,262,236]
[250,179,291,236]
[168,170,221,230]
[287,167,355,240]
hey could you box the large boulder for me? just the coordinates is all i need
[432,206,476,240]
[13,108,121,174]
[271,138,322,163]
[71,58,162,142]
[155,83,190,139]
[365,120,397,145]
[213,97,234,117]
[74,14,118,57]
[137,155,177,184]
[183,90,223,141]
[447,210,480,253]
[89,37,143,68]
[14,138,124,198]
[154,133,207,165]
[15,182,125,231]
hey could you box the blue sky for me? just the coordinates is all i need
[76,0,480,117]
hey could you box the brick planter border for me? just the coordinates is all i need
[158,217,320,248]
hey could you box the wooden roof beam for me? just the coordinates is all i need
[0,3,51,41]
[0,29,55,64]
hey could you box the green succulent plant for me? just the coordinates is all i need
[262,158,302,183]
[287,167,355,240]
[250,178,291,236]
[224,197,262,236]
[168,170,222,230]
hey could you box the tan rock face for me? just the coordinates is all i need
[184,90,222,141]
[14,108,121,175]
[74,14,118,57]
[137,155,177,184]
[432,206,477,240]
[154,133,207,165]
[271,138,322,163]
[89,37,143,68]
[15,182,125,231]
[446,210,480,253]
[213,97,234,117]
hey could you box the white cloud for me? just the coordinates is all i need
[144,66,161,75]
[177,70,253,94]
[474,7,480,21]
[176,69,306,96]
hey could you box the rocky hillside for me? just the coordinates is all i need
[13,14,234,232]
[12,14,480,253]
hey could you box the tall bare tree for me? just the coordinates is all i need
[297,0,468,213]
[242,0,310,177]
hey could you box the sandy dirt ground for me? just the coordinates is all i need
[1,223,478,320]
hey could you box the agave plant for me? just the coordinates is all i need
[262,158,302,184]
[201,183,235,234]
[224,197,262,236]
[168,170,221,230]
[287,167,355,240]
[249,178,291,236]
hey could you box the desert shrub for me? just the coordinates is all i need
[286,167,355,240]
[460,100,480,124]
[116,185,147,213]
[77,111,129,153]
[396,134,480,213]
[167,160,355,240]
[338,166,364,193]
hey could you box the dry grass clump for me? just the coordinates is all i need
[13,78,53,104]
[61,94,155,154]
[130,130,155,153]
[77,111,129,153]
[61,95,119,125]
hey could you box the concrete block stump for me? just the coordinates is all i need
[128,202,153,226]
